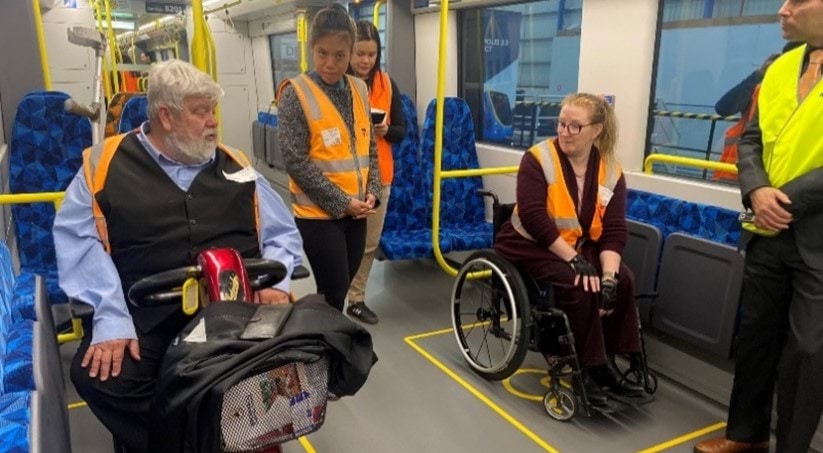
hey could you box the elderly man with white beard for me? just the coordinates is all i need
[53,59,303,453]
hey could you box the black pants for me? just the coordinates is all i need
[71,312,190,453]
[727,230,823,452]
[296,217,366,311]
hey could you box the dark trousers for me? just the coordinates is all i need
[727,230,823,452]
[71,313,190,453]
[296,217,367,311]
[519,242,641,367]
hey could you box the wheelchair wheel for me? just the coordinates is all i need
[543,387,577,421]
[451,250,529,381]
[623,368,659,395]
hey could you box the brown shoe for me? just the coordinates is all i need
[693,437,769,453]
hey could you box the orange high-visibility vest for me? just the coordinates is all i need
[280,74,372,219]
[510,140,622,248]
[82,133,260,253]
[713,85,760,182]
[370,72,394,186]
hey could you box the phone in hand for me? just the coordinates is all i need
[370,108,386,124]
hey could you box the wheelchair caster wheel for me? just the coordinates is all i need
[624,369,658,395]
[543,387,577,421]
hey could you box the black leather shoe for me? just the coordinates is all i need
[347,302,378,324]
[579,367,609,406]
[595,361,645,397]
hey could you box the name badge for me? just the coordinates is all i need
[322,127,343,147]
[599,185,614,207]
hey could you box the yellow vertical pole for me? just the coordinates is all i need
[103,0,120,93]
[431,0,457,276]
[191,0,208,72]
[296,11,308,73]
[33,0,52,90]
[92,1,112,100]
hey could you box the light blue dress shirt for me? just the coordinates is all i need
[53,122,303,345]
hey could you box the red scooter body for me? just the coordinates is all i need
[197,248,254,303]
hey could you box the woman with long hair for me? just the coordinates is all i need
[345,20,407,324]
[494,93,644,406]
[277,5,381,312]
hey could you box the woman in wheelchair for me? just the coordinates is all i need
[493,93,644,406]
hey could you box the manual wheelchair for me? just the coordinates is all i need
[450,191,657,421]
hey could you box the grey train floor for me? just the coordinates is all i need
[64,257,764,453]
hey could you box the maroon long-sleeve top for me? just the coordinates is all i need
[495,140,628,259]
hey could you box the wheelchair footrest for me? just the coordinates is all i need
[607,392,655,407]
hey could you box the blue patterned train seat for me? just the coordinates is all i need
[118,95,148,133]
[380,95,446,260]
[420,98,492,252]
[0,392,31,453]
[626,189,740,247]
[9,91,92,306]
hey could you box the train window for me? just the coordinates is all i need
[647,0,784,184]
[459,0,582,149]
[350,2,388,72]
[269,32,304,92]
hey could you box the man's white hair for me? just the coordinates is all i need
[147,59,224,121]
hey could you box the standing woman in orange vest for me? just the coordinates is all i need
[345,20,407,324]
[494,93,644,406]
[278,4,381,312]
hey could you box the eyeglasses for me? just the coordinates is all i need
[556,121,592,136]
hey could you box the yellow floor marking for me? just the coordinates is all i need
[636,421,726,453]
[67,401,88,410]
[502,369,548,402]
[299,436,317,453]
[404,332,559,453]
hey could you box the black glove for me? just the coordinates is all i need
[568,254,597,280]
[600,278,618,311]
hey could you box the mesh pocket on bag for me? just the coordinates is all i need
[221,357,329,452]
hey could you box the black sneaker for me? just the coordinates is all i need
[347,302,378,324]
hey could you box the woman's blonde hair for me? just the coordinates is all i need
[561,93,618,161]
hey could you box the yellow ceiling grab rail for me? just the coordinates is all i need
[296,10,308,73]
[644,153,737,176]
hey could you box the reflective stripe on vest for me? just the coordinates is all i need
[371,72,394,185]
[511,140,622,247]
[83,133,261,252]
[760,45,823,188]
[285,74,372,219]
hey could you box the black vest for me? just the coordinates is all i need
[97,133,260,332]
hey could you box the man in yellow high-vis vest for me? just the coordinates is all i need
[695,2,823,452]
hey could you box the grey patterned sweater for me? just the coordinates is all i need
[279,71,381,219]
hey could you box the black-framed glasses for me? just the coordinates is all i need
[556,121,592,136]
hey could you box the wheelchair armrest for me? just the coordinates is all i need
[70,298,94,320]
[291,265,310,280]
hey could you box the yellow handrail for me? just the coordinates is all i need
[92,0,112,101]
[644,153,737,176]
[297,11,308,73]
[32,0,51,90]
[373,0,386,27]
[0,192,84,344]
[191,0,208,72]
[103,0,120,93]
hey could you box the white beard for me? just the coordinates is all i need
[163,129,217,164]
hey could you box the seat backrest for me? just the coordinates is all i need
[384,94,429,232]
[493,203,515,240]
[652,232,744,358]
[118,95,148,133]
[624,220,663,324]
[105,92,141,137]
[420,97,486,228]
[9,91,92,275]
